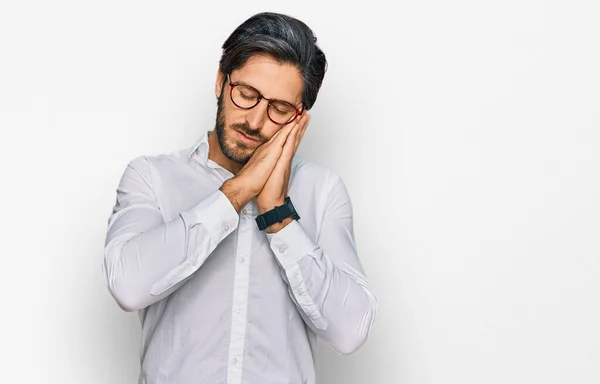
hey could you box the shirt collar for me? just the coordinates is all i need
[188,130,233,177]
[188,130,210,164]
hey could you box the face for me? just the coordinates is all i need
[214,54,304,165]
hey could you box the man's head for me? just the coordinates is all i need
[212,12,327,166]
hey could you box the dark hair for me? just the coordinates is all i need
[219,12,327,111]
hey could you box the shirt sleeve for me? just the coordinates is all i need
[102,156,239,312]
[265,172,379,355]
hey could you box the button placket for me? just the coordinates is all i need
[226,215,252,382]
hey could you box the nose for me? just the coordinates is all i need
[244,98,269,129]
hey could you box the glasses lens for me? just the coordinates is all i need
[231,85,259,108]
[231,84,298,125]
[268,101,297,125]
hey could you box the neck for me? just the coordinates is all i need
[207,130,243,175]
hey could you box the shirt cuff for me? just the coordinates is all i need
[266,219,316,270]
[150,189,239,296]
[181,188,239,247]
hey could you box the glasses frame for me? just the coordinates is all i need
[227,74,304,126]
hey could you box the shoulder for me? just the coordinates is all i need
[126,148,191,175]
[140,147,190,167]
[291,155,346,195]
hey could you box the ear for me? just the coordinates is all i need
[215,69,225,99]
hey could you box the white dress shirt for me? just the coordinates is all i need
[102,130,378,384]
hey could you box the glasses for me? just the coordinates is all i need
[227,74,304,125]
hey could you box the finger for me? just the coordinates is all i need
[268,124,297,184]
[259,124,288,154]
[300,114,310,139]
[253,123,295,165]
[274,117,305,189]
[276,124,300,167]
[270,120,298,148]
[294,114,310,151]
[270,122,293,140]
[283,123,300,158]
[294,124,303,149]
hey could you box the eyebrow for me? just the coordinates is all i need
[232,78,300,107]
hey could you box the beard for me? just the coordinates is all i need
[214,91,263,165]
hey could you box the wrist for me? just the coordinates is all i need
[257,197,286,215]
[264,216,293,234]
[220,179,251,213]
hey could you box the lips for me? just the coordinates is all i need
[237,130,260,144]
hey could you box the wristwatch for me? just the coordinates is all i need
[255,196,300,231]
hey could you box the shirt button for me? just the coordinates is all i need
[236,305,242,314]
[231,357,238,365]
[279,246,286,254]
[224,224,230,231]
[242,209,248,215]
[238,256,245,264]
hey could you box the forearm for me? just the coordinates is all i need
[267,220,378,355]
[290,247,378,355]
[104,217,189,311]
[104,188,239,312]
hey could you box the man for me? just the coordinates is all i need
[103,12,378,384]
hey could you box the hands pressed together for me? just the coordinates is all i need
[220,112,310,232]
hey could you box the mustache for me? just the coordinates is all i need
[232,123,263,142]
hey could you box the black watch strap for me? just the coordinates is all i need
[255,196,300,231]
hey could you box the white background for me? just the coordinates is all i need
[1,0,599,383]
